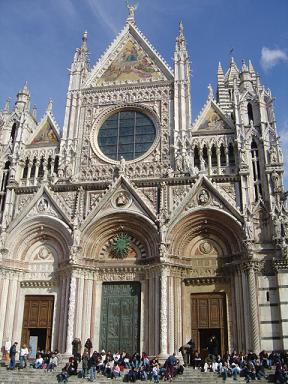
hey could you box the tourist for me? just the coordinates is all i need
[84,338,93,357]
[8,341,18,370]
[88,351,97,382]
[47,353,58,371]
[19,343,29,369]
[152,364,160,383]
[81,349,89,378]
[34,354,44,369]
[72,337,82,362]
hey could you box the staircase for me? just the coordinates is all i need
[0,365,270,384]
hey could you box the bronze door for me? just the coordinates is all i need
[21,295,54,351]
[100,282,140,354]
[191,293,227,356]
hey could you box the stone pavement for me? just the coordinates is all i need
[0,364,271,384]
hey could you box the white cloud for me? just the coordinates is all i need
[86,0,121,36]
[260,47,288,71]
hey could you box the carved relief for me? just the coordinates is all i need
[198,189,210,205]
[112,190,132,208]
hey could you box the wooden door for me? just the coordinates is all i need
[21,295,54,351]
[100,283,140,354]
[191,293,227,355]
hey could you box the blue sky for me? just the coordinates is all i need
[0,0,287,180]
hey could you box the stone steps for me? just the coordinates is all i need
[0,365,270,384]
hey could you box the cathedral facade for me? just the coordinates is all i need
[0,7,287,358]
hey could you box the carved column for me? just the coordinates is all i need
[243,261,261,352]
[207,147,212,175]
[159,267,168,358]
[65,272,77,354]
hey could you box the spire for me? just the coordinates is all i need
[15,81,30,112]
[126,0,138,24]
[218,62,224,76]
[249,60,255,75]
[176,21,186,51]
[217,62,232,113]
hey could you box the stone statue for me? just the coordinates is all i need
[175,153,183,172]
[200,157,206,171]
[271,169,281,193]
[119,156,126,174]
[125,0,138,20]
[208,83,214,100]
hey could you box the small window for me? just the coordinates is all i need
[247,103,254,122]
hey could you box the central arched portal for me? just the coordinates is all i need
[99,282,141,354]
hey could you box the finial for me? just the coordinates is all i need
[3,97,11,112]
[179,20,184,35]
[125,0,138,23]
[47,99,53,113]
[248,59,255,74]
[21,81,29,94]
[82,31,88,43]
[218,62,224,74]
[32,105,37,119]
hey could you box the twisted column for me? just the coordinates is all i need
[244,261,261,353]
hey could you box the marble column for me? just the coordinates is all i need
[0,278,9,349]
[3,278,18,343]
[65,273,77,354]
[91,280,102,351]
[246,263,260,353]
[159,267,168,358]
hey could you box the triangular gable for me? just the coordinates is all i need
[81,175,158,231]
[84,22,173,88]
[27,113,60,147]
[170,175,243,225]
[9,185,72,232]
[192,100,234,133]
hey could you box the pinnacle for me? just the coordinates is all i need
[47,99,53,113]
[218,62,224,74]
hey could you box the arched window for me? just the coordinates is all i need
[251,140,262,201]
[10,123,17,144]
[247,102,254,122]
[47,156,52,175]
[30,158,37,178]
[220,144,226,166]
[54,155,59,175]
[228,143,235,166]
[22,158,29,178]
[202,145,208,165]
[194,146,200,169]
[211,145,217,167]
[38,157,45,178]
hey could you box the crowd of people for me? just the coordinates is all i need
[5,337,288,383]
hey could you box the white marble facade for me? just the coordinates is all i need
[0,7,287,358]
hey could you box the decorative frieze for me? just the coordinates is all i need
[20,280,56,288]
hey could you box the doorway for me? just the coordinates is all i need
[191,293,227,356]
[21,295,54,352]
[100,282,140,355]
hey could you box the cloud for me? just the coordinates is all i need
[260,47,288,71]
[86,0,121,36]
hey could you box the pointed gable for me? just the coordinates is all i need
[170,175,243,225]
[82,175,157,231]
[192,100,234,133]
[9,186,72,232]
[84,22,173,88]
[28,113,60,147]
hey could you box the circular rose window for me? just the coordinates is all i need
[98,110,156,161]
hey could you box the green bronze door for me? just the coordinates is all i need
[100,282,141,354]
